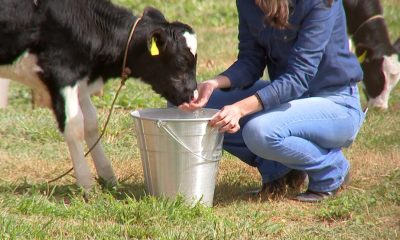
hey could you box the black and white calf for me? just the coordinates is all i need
[0,0,198,191]
[343,0,400,110]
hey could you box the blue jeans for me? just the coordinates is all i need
[205,80,364,192]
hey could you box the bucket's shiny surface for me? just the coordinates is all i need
[131,108,223,207]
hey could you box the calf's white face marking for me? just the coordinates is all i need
[383,54,400,91]
[183,32,197,57]
[368,54,400,109]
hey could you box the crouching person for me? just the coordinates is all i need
[179,0,365,202]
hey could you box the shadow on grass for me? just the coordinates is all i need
[0,176,304,207]
[213,181,270,206]
[0,178,148,203]
[213,183,255,206]
[213,180,307,206]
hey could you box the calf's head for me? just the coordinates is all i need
[129,7,198,106]
[361,46,400,109]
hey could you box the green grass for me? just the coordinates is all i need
[1,0,400,239]
[0,171,399,239]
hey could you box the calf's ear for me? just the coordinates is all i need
[143,7,166,22]
[147,29,168,56]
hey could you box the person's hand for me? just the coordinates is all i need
[210,94,263,134]
[210,104,242,133]
[178,79,218,111]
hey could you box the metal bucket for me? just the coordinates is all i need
[131,108,223,207]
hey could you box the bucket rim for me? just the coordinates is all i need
[130,108,219,122]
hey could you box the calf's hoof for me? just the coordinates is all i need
[96,176,118,190]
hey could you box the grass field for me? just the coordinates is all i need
[1,0,400,239]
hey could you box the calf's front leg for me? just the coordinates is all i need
[60,84,94,191]
[79,88,117,186]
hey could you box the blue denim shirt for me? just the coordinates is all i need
[221,0,363,110]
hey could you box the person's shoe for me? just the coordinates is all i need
[294,171,350,203]
[294,190,335,202]
[247,182,268,196]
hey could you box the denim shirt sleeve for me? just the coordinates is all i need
[219,0,267,89]
[257,0,340,110]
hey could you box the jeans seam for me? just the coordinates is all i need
[271,114,352,157]
[276,114,350,130]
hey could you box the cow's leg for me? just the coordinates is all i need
[58,84,94,191]
[0,78,10,108]
[0,53,52,109]
[79,88,117,186]
[32,88,52,109]
[16,54,52,109]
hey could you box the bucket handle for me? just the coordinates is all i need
[156,120,221,162]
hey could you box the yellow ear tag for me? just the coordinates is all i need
[358,51,367,64]
[150,37,160,56]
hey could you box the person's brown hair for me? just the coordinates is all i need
[255,0,334,29]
